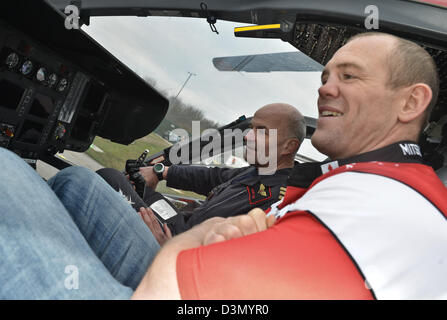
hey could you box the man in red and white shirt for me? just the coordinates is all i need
[132,32,447,300]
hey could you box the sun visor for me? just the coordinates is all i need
[46,0,447,49]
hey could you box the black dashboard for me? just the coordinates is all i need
[0,22,107,162]
[0,0,169,167]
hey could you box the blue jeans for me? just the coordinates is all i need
[0,148,160,299]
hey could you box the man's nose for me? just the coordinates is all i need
[318,77,339,99]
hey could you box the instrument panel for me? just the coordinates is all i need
[0,22,109,165]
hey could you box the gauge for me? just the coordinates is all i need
[5,52,19,69]
[36,67,47,82]
[48,73,58,87]
[21,60,33,75]
[57,78,68,92]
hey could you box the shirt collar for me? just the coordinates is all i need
[287,141,423,188]
[239,167,292,186]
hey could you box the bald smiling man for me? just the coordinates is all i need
[96,103,306,243]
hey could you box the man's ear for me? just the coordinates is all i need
[281,138,300,156]
[398,83,433,123]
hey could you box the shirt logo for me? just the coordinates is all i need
[321,161,339,174]
[399,143,422,157]
[258,183,267,196]
[247,183,272,205]
[118,189,135,206]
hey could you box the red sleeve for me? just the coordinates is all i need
[176,210,374,300]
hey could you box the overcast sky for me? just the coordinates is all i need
[82,16,326,160]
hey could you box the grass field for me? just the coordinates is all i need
[85,133,171,170]
[86,133,205,199]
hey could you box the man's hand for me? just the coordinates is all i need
[132,208,276,299]
[139,166,159,190]
[202,208,276,245]
[139,207,172,246]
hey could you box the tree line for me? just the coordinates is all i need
[143,77,221,138]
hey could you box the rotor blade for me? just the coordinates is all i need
[213,51,323,73]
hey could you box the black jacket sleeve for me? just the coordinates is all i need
[166,165,250,196]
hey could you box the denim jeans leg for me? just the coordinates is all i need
[48,166,160,290]
[0,148,134,299]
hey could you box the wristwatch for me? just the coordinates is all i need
[153,163,165,181]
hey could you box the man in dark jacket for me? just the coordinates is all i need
[98,103,306,243]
